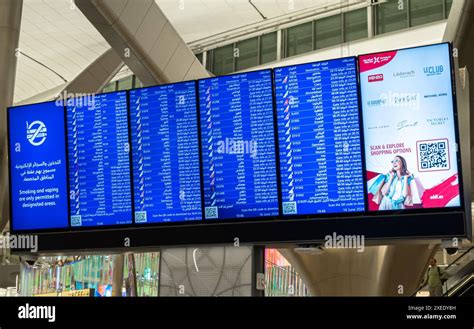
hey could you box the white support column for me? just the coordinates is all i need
[0,0,23,232]
[367,2,375,38]
[276,29,283,61]
[202,51,208,71]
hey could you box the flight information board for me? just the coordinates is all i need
[199,70,279,220]
[130,81,202,223]
[274,57,366,216]
[66,92,132,227]
[8,101,69,231]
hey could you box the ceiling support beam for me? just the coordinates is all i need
[74,0,210,87]
[60,48,124,96]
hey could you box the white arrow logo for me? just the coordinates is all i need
[26,120,47,146]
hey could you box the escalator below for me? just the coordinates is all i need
[415,247,474,297]
[443,247,474,297]
[445,274,474,297]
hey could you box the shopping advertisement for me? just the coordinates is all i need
[359,43,461,212]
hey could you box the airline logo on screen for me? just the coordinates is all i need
[359,51,397,73]
[26,120,47,146]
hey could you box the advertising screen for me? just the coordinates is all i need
[130,81,202,223]
[198,70,279,220]
[8,101,69,231]
[359,43,461,211]
[66,92,133,227]
[274,57,366,216]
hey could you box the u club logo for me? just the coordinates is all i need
[26,120,47,146]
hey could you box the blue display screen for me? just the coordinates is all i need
[130,81,202,223]
[274,57,366,215]
[66,92,132,227]
[199,70,279,220]
[8,101,69,230]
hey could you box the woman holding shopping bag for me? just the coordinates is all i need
[369,155,414,210]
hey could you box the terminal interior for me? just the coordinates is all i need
[0,0,473,297]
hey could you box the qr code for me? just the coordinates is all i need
[417,139,450,171]
[283,202,297,215]
[205,206,218,219]
[71,215,82,227]
[135,211,147,223]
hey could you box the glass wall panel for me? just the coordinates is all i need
[314,14,342,50]
[286,21,313,57]
[102,82,116,93]
[135,77,143,89]
[118,76,133,91]
[344,8,368,42]
[410,0,444,27]
[376,0,408,35]
[236,37,258,71]
[260,32,277,64]
[212,44,234,75]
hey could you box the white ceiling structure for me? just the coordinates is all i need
[16,0,109,103]
[15,0,358,103]
[157,0,353,42]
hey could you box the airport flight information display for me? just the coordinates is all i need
[130,82,202,223]
[274,57,366,215]
[8,101,69,231]
[7,43,465,243]
[66,92,133,227]
[198,70,279,220]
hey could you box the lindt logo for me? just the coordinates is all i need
[393,70,415,78]
[368,74,383,82]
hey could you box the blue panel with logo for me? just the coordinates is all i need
[8,101,69,231]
